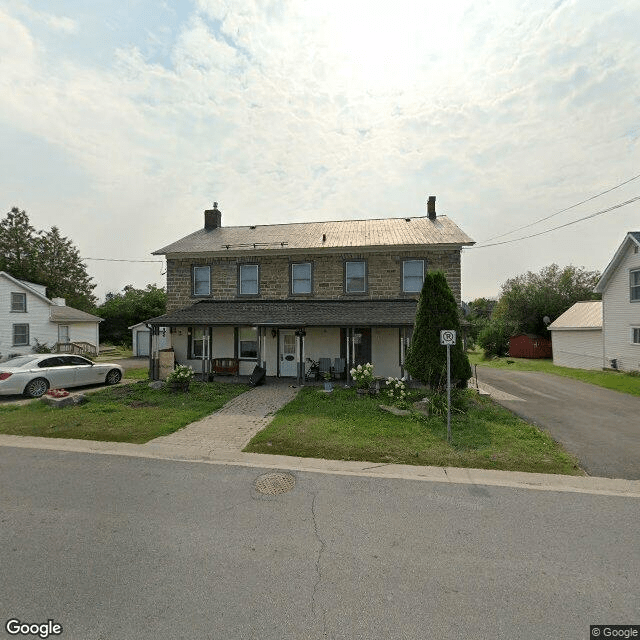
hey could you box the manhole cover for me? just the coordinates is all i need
[255,472,296,495]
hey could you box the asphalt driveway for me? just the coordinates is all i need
[476,367,640,480]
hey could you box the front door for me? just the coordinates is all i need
[279,330,298,377]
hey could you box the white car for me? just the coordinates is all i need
[0,354,124,398]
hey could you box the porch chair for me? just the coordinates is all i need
[318,358,332,380]
[332,357,345,380]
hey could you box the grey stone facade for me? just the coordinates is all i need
[166,248,462,312]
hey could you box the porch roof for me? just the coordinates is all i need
[146,299,418,327]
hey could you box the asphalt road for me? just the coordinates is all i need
[1,447,638,640]
[476,366,640,479]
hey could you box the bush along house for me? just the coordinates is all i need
[146,198,474,382]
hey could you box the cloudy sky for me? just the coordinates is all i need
[1,0,638,303]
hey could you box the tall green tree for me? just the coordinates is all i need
[0,207,38,281]
[35,226,97,311]
[493,264,601,335]
[405,271,472,390]
[96,285,167,346]
[0,207,97,311]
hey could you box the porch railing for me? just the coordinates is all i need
[55,341,98,357]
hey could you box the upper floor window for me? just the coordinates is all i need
[631,269,640,302]
[345,261,366,293]
[11,292,26,312]
[193,266,210,296]
[403,259,425,293]
[239,264,259,295]
[291,262,312,294]
[13,324,29,346]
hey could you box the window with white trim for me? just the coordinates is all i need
[238,326,258,359]
[291,262,312,294]
[193,266,211,296]
[11,292,26,312]
[13,324,29,346]
[239,264,259,295]
[632,327,640,344]
[345,261,366,293]
[631,269,640,301]
[191,327,209,358]
[403,259,425,293]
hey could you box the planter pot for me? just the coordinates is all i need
[170,381,190,392]
[323,381,333,392]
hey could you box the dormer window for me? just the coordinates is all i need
[11,292,26,312]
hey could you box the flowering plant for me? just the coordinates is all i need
[46,389,69,398]
[167,365,194,383]
[385,377,407,405]
[350,362,374,389]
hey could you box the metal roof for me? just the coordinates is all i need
[153,215,474,256]
[147,299,418,327]
[547,301,602,331]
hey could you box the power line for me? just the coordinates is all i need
[470,195,640,249]
[82,257,163,263]
[480,172,640,243]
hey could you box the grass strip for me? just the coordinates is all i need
[244,387,583,475]
[0,381,249,443]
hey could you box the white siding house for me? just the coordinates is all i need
[547,301,603,370]
[595,232,640,372]
[0,271,101,362]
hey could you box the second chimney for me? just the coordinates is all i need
[427,196,436,220]
[204,202,222,230]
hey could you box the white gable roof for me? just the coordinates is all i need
[595,232,640,293]
[0,271,52,304]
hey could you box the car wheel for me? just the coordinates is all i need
[24,378,49,398]
[105,369,122,385]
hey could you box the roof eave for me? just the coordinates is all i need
[595,233,640,293]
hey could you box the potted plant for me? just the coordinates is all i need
[322,371,333,392]
[166,364,194,392]
[350,362,374,395]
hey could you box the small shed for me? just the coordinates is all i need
[130,322,169,357]
[547,301,603,370]
[509,334,552,359]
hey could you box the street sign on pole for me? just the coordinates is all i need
[440,330,456,442]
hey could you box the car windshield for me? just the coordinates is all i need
[2,356,39,368]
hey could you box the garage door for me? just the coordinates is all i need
[136,330,150,356]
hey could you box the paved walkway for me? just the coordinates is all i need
[146,381,301,455]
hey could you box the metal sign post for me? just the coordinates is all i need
[440,330,456,443]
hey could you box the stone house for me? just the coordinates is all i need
[147,198,474,381]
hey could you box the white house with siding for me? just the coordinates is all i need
[0,271,101,362]
[547,301,603,370]
[594,232,640,372]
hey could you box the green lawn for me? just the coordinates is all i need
[0,381,249,443]
[467,350,640,396]
[244,387,583,475]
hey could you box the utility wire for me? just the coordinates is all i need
[471,195,640,249]
[82,257,163,263]
[481,172,640,243]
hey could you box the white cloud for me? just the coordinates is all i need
[0,0,638,301]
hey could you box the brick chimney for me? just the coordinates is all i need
[427,196,436,220]
[204,202,222,230]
